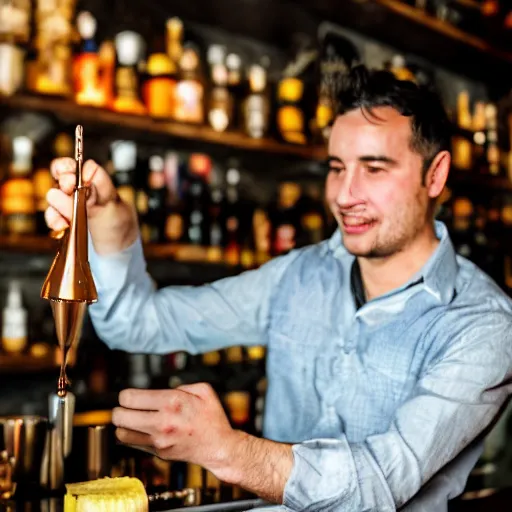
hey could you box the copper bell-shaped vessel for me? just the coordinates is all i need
[41,125,97,397]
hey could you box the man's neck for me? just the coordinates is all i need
[358,227,440,301]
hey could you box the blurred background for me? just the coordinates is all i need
[0,0,511,507]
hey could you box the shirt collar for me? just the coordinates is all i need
[327,220,458,305]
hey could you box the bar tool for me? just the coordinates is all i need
[40,125,98,491]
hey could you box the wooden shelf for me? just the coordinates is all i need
[0,94,327,161]
[147,0,511,88]
[298,0,512,88]
[449,169,512,192]
[0,352,58,374]
[0,234,251,265]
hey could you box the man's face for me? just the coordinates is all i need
[326,106,431,259]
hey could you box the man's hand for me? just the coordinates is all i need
[112,383,237,474]
[46,158,139,255]
[112,383,294,504]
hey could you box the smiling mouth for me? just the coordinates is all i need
[341,216,375,234]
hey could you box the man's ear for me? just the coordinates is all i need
[425,151,450,199]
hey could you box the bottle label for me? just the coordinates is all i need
[209,108,229,132]
[2,318,27,353]
[175,80,204,123]
[245,95,267,138]
[6,214,35,235]
[165,213,183,241]
[275,224,296,254]
[0,43,24,96]
[224,391,250,426]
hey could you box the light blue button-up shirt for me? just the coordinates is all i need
[88,221,512,511]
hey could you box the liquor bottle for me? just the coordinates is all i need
[98,40,116,109]
[298,183,327,247]
[252,207,272,266]
[165,17,184,71]
[143,38,177,119]
[240,231,256,270]
[175,44,205,124]
[503,202,512,292]
[73,11,104,107]
[223,161,242,266]
[206,165,224,263]
[2,279,28,354]
[451,90,474,171]
[111,140,137,208]
[313,31,360,143]
[242,64,270,139]
[32,156,53,235]
[0,0,29,96]
[185,154,211,246]
[469,101,488,174]
[136,179,150,244]
[450,196,475,260]
[389,54,416,82]
[486,196,505,286]
[113,31,146,115]
[276,76,307,145]
[270,181,302,256]
[484,103,500,176]
[245,345,266,436]
[223,390,251,431]
[226,53,243,130]
[207,44,233,133]
[29,0,75,97]
[164,152,185,244]
[146,155,167,243]
[0,136,36,235]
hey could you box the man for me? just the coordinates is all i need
[46,65,512,511]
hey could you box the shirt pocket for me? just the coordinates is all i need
[266,325,326,442]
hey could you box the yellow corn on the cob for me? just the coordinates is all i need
[64,476,148,512]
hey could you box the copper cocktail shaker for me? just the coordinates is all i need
[41,124,98,395]
[39,125,97,491]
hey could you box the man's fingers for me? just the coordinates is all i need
[177,382,216,402]
[119,388,189,411]
[50,158,116,205]
[82,159,117,205]
[50,157,76,194]
[44,206,69,232]
[46,188,73,221]
[50,157,75,179]
[112,407,160,434]
[115,428,156,455]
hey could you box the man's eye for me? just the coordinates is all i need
[367,166,383,174]
[329,167,345,174]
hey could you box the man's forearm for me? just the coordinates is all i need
[212,430,294,504]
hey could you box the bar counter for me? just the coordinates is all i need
[0,497,268,511]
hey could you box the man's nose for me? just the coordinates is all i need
[335,170,363,208]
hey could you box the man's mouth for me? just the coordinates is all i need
[341,215,375,235]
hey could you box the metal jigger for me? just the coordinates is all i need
[40,125,98,491]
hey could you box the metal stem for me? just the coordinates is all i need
[75,125,83,188]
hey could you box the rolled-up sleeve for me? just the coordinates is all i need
[284,313,512,512]
[88,236,300,354]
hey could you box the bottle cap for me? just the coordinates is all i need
[12,136,33,174]
[207,44,226,65]
[111,140,137,171]
[249,64,266,92]
[115,31,144,66]
[149,155,164,172]
[77,11,97,40]
[226,53,241,70]
[6,280,22,309]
